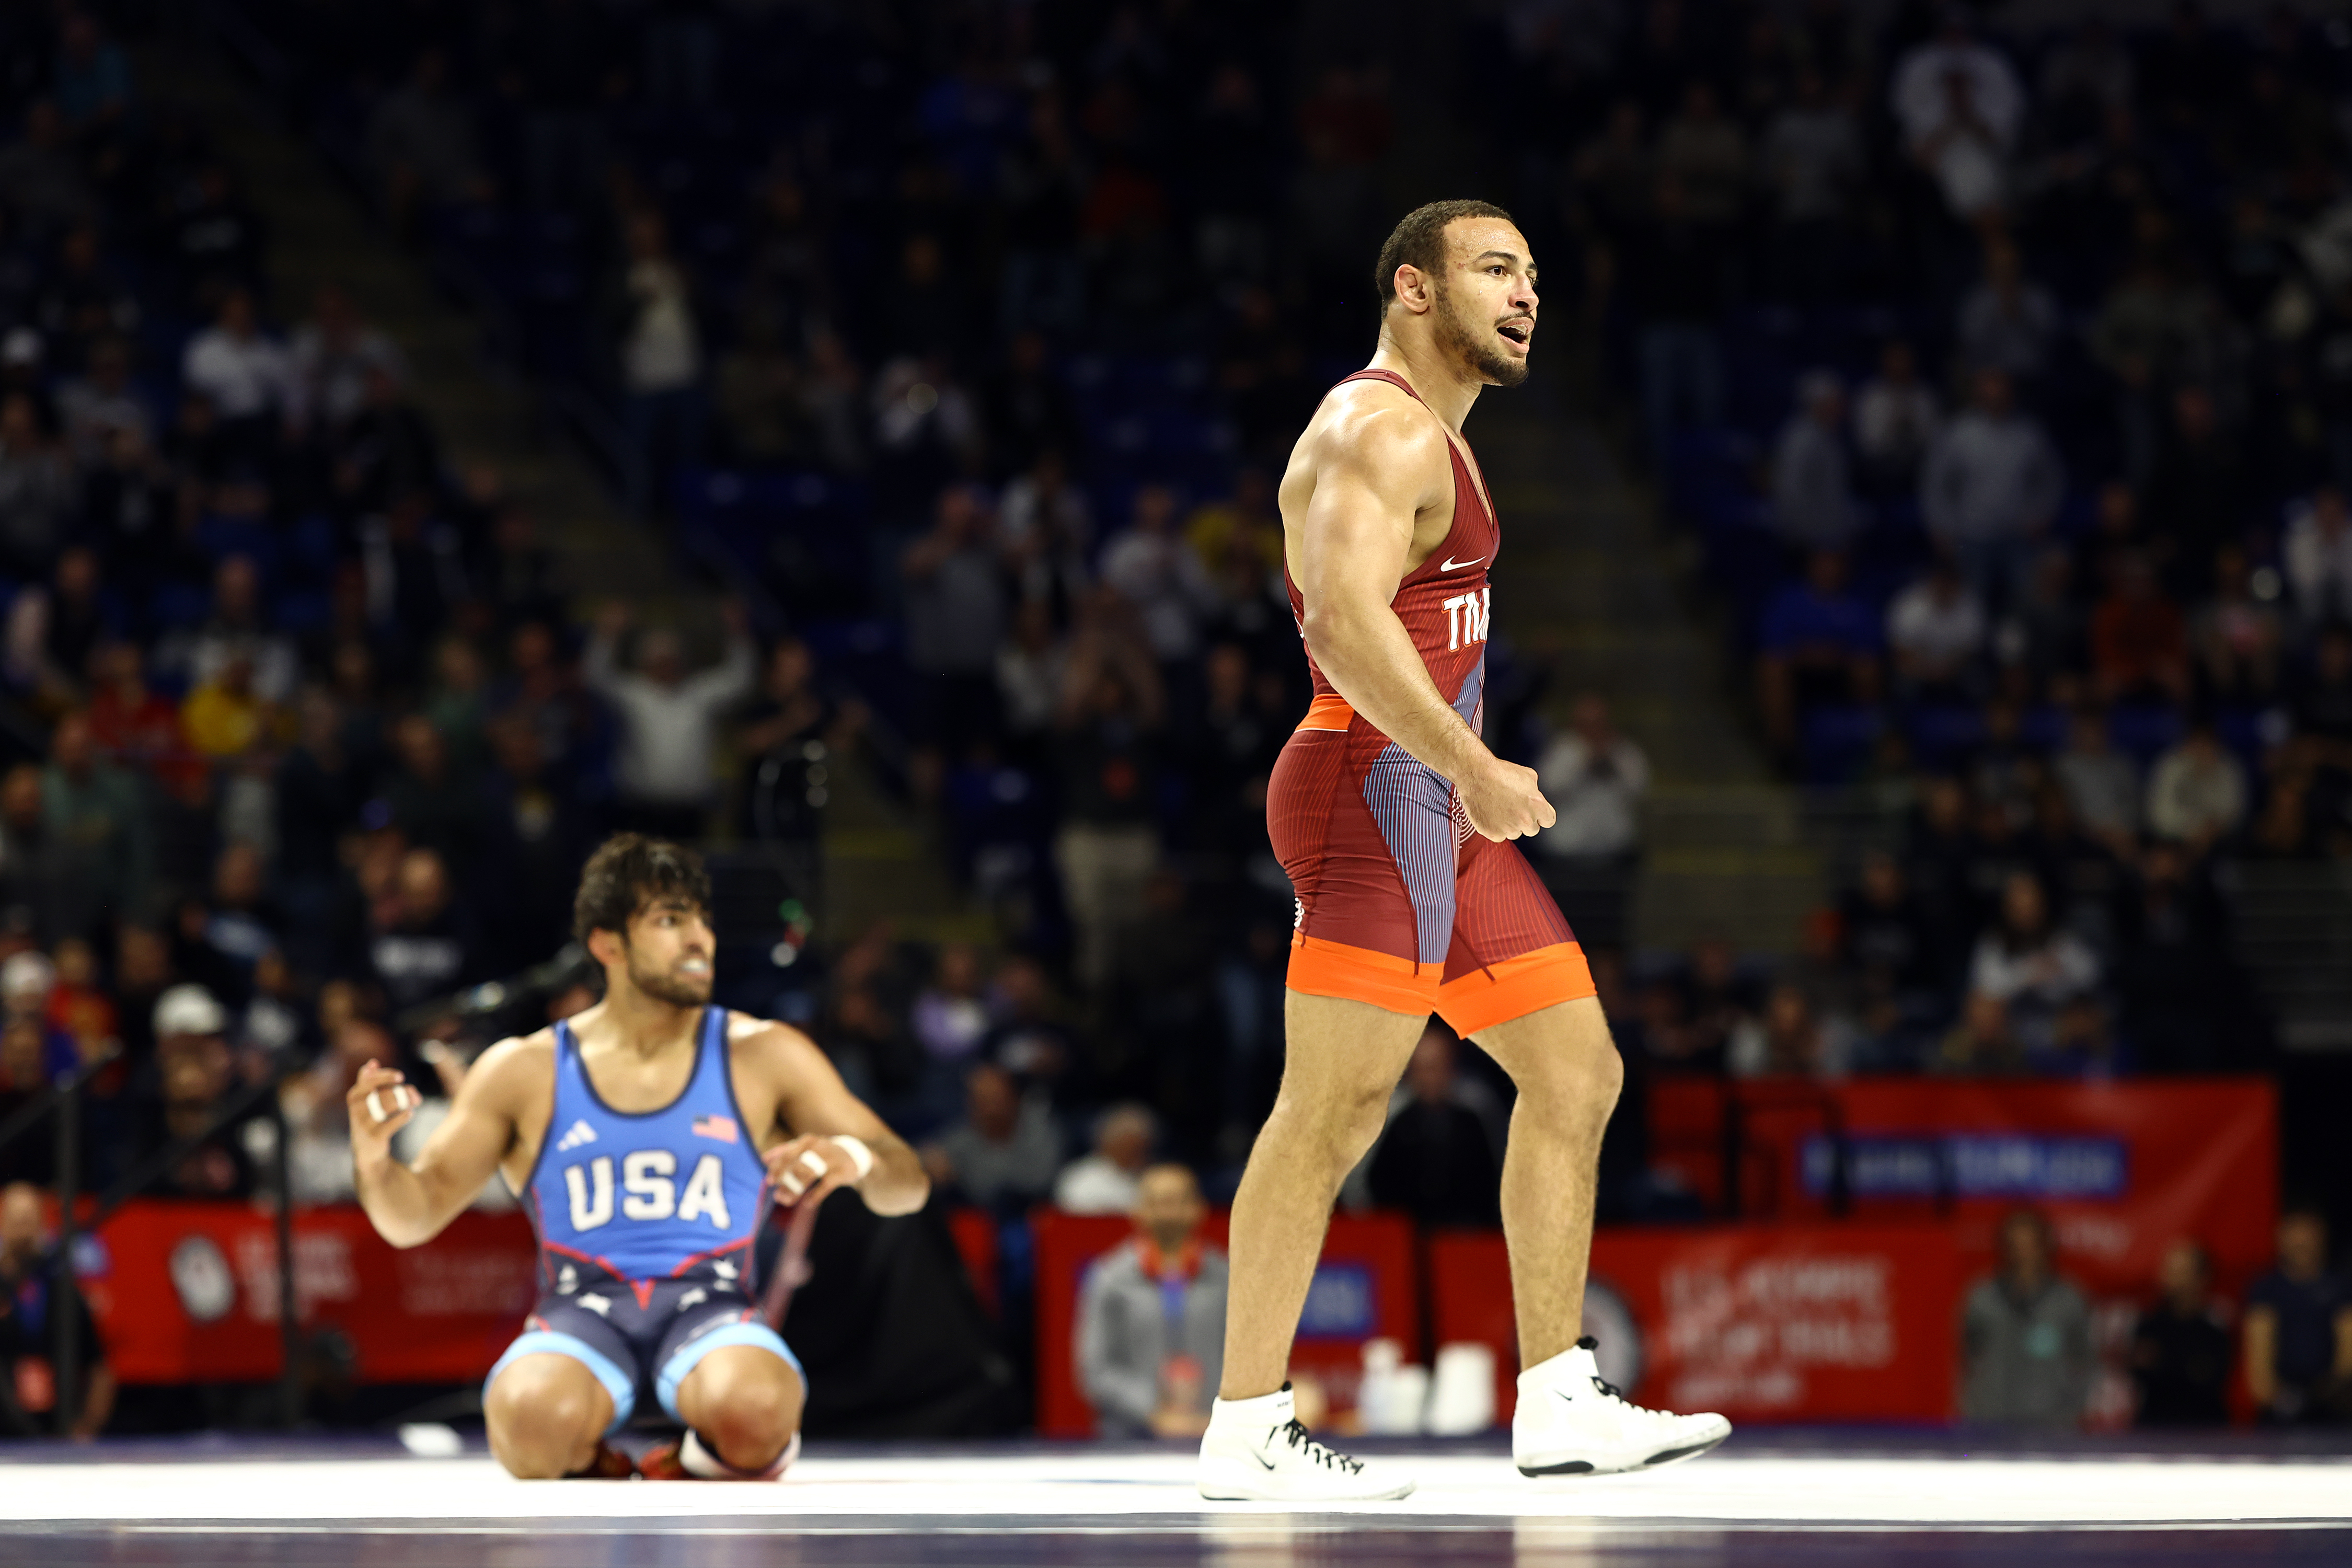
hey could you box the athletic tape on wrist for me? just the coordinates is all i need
[830,1134,875,1181]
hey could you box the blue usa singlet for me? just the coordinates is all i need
[526,1006,772,1290]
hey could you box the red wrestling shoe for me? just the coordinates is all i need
[571,1441,637,1479]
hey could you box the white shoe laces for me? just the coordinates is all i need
[1580,1373,1697,1429]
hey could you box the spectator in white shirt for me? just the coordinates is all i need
[1886,556,1989,697]
[1891,16,2024,222]
[1853,339,1941,494]
[614,212,704,514]
[159,554,301,706]
[1534,694,1650,950]
[1920,368,2062,613]
[1970,872,2101,1055]
[2145,720,2247,853]
[2282,486,2352,632]
[1771,371,1861,551]
[996,597,1069,754]
[180,287,292,433]
[999,448,1094,616]
[584,598,756,841]
[289,284,405,435]
[55,335,149,462]
[1536,694,1651,861]
[1098,483,1218,666]
[1054,1102,1157,1215]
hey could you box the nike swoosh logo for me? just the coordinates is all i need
[1253,1450,1278,1470]
[1440,555,1485,571]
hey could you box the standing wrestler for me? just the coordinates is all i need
[1197,202,1730,1500]
[349,834,926,1479]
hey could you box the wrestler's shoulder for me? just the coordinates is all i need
[467,1028,558,1083]
[1304,382,1447,468]
[722,1010,828,1069]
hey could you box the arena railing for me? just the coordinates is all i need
[1718,1078,1858,1221]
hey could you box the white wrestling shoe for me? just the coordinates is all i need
[1197,1385,1415,1502]
[639,1429,799,1480]
[1513,1338,1731,1477]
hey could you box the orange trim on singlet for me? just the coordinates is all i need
[1285,931,1440,1017]
[1434,942,1598,1037]
[1296,694,1356,732]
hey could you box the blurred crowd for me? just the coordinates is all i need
[0,6,641,1202]
[1549,2,2352,1079]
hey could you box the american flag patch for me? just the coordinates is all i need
[691,1114,739,1144]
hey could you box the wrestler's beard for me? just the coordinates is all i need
[1435,283,1531,387]
[626,945,712,1008]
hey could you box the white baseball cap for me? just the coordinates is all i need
[154,984,227,1038]
[0,950,54,1001]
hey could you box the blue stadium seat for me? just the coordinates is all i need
[2107,703,2186,766]
[148,582,210,632]
[1906,704,1987,771]
[1800,704,1884,786]
[2020,704,2070,754]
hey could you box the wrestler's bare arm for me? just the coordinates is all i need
[1289,391,1555,841]
[731,1015,929,1216]
[350,1038,540,1249]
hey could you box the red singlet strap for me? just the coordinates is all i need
[1333,368,1423,403]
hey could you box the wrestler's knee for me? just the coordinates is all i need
[487,1355,606,1479]
[1491,997,1623,1117]
[683,1347,803,1470]
[1266,1071,1391,1173]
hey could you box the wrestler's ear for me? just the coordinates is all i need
[1391,261,1435,316]
[584,924,625,971]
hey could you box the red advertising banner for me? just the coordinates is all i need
[67,1202,537,1385]
[1413,1078,2278,1428]
[1649,1078,2279,1297]
[1031,1209,1416,1437]
[1430,1225,1965,1425]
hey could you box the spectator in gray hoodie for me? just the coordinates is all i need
[1962,1208,2094,1427]
[1076,1162,1227,1438]
[1771,371,1861,552]
[1921,368,2062,614]
[922,1061,1061,1213]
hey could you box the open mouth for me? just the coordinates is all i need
[1496,320,1532,348]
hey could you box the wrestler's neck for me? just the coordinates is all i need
[1369,323,1482,434]
[573,986,705,1061]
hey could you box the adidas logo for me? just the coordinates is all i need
[555,1120,598,1152]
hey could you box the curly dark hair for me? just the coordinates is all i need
[572,834,712,946]
[1372,198,1515,312]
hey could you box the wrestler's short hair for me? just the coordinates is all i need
[1373,199,1516,309]
[573,834,711,944]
